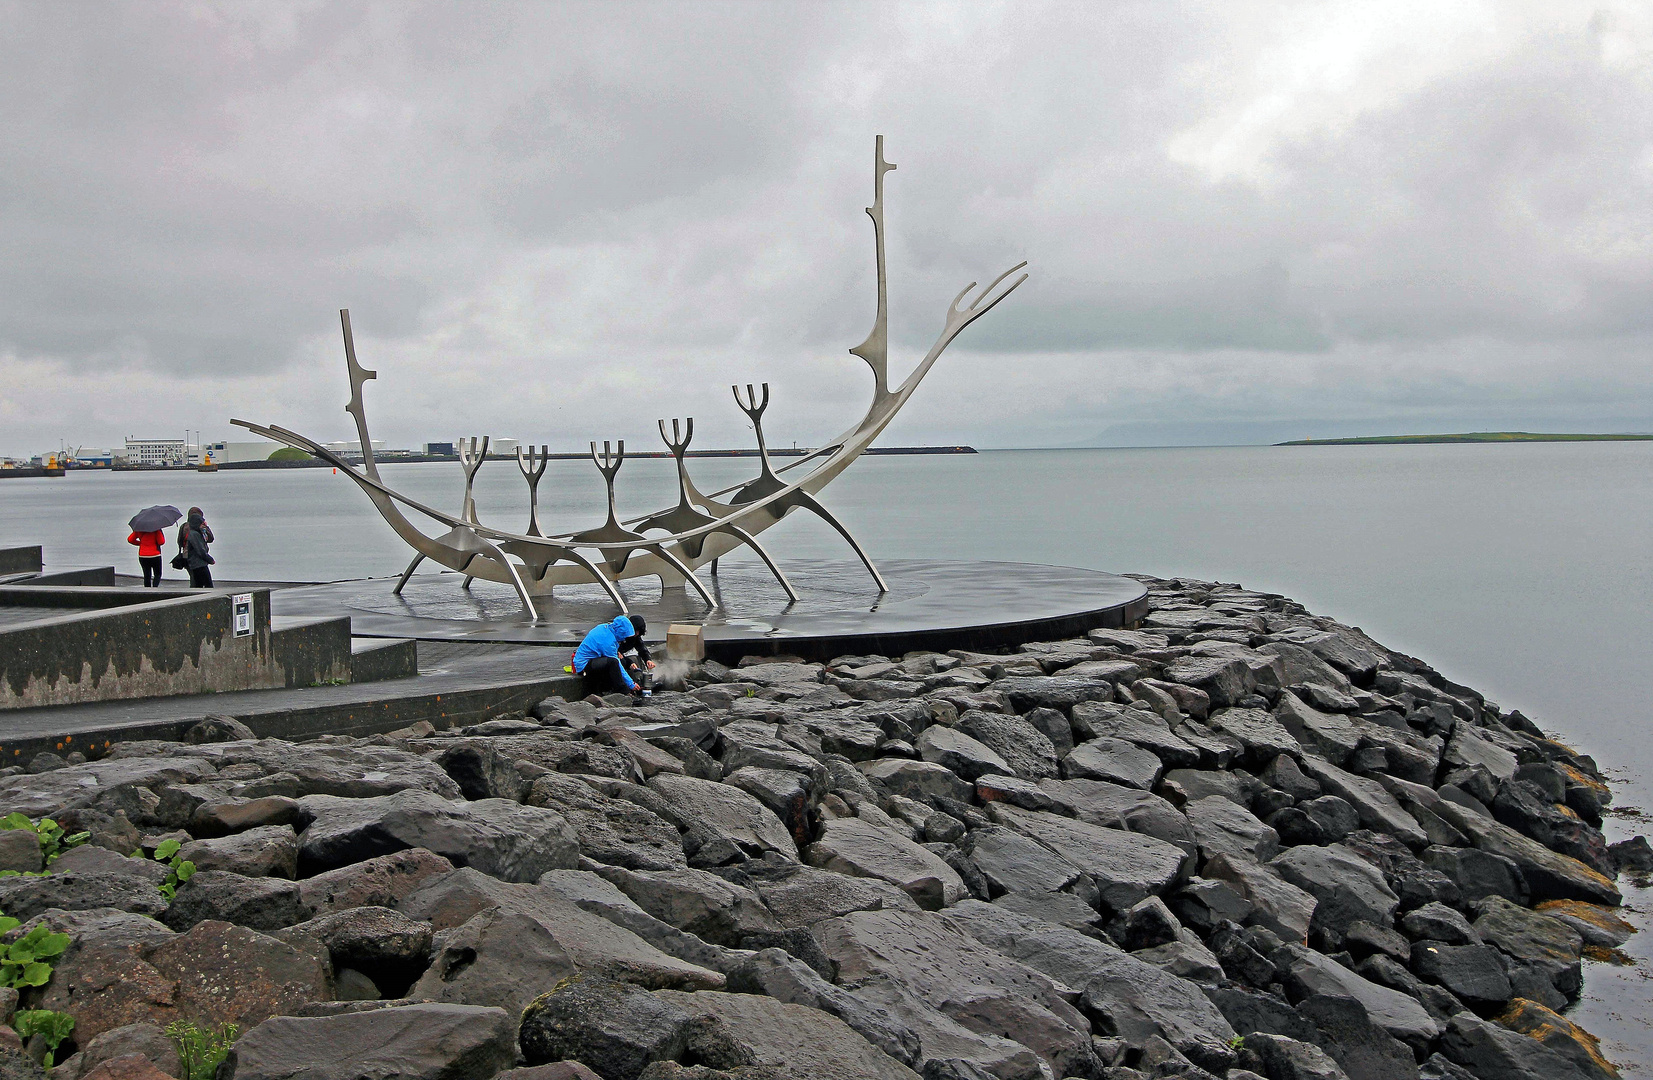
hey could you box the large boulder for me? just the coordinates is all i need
[805,818,966,910]
[1494,998,1620,1080]
[956,826,1090,902]
[1183,795,1280,864]
[177,824,298,879]
[276,905,433,993]
[645,775,798,862]
[411,907,577,1016]
[1409,941,1512,1008]
[725,948,922,1068]
[942,900,1237,1073]
[519,975,695,1079]
[399,868,723,990]
[593,867,782,947]
[1059,739,1164,791]
[36,919,327,1045]
[298,847,456,916]
[991,676,1117,714]
[1299,757,1430,850]
[745,865,919,930]
[1269,845,1400,935]
[1434,802,1620,905]
[857,760,975,804]
[1202,854,1318,943]
[1472,897,1584,999]
[985,804,1187,912]
[1069,704,1201,768]
[1275,944,1439,1051]
[229,1003,516,1080]
[201,740,464,799]
[955,712,1058,780]
[654,989,921,1080]
[526,773,688,871]
[814,908,1092,1080]
[0,873,168,922]
[1165,658,1252,709]
[915,727,1012,782]
[160,870,308,934]
[1274,692,1361,765]
[297,789,579,882]
[1036,778,1197,852]
[1438,1013,1593,1080]
[1204,708,1300,765]
[0,756,218,819]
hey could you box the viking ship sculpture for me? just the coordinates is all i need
[233,138,1027,619]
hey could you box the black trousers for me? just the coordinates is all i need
[580,655,638,696]
[139,556,162,587]
[188,565,213,588]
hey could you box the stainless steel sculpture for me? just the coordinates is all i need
[233,138,1026,618]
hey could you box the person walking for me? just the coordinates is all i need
[127,526,165,586]
[177,506,215,588]
[571,614,654,697]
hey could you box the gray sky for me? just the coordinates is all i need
[2,0,1650,456]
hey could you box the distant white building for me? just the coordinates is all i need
[123,438,186,466]
[202,440,283,464]
[321,439,387,459]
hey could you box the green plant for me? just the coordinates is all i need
[267,447,311,462]
[1228,1035,1245,1050]
[0,921,70,989]
[0,813,89,869]
[151,839,196,900]
[166,1020,238,1080]
[13,1009,74,1067]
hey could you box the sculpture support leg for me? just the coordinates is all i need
[477,541,537,621]
[560,548,630,614]
[392,553,425,595]
[719,525,799,602]
[647,544,716,607]
[795,492,888,592]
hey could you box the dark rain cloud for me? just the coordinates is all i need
[0,0,1649,454]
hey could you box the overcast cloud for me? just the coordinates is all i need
[1,0,1650,456]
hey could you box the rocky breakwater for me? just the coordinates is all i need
[0,574,1642,1080]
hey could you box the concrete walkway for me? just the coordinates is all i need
[0,642,581,761]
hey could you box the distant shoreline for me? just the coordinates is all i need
[20,445,978,473]
[1276,431,1653,446]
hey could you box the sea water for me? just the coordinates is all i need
[3,441,1651,1066]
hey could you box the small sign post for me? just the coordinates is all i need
[232,593,254,638]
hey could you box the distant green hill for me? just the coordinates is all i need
[1277,431,1653,446]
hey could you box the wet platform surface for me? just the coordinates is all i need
[271,559,1149,661]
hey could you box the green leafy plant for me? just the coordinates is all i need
[0,813,89,871]
[1228,1035,1246,1050]
[0,922,70,989]
[166,1020,238,1080]
[13,1009,74,1067]
[151,839,196,900]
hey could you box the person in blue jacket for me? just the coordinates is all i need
[573,614,653,696]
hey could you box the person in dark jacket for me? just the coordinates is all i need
[127,528,165,586]
[178,507,215,588]
[572,614,653,696]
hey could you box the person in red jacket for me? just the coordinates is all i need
[127,528,165,587]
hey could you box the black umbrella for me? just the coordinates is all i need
[129,505,182,532]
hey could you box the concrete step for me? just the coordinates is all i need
[350,637,418,684]
[23,567,117,586]
[269,614,352,688]
[0,646,586,761]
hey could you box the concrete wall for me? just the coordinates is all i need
[0,589,285,709]
[0,548,43,575]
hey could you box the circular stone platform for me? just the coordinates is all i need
[270,559,1148,662]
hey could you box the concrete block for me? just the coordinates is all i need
[666,624,705,662]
